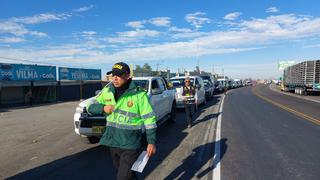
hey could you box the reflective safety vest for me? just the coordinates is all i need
[88,81,157,149]
[182,85,196,96]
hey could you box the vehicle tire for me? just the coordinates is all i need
[81,136,100,144]
[168,102,176,123]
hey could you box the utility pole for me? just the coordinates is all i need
[156,63,159,72]
[212,65,214,75]
[156,63,159,75]
[222,68,224,78]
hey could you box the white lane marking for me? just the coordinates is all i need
[30,156,38,160]
[37,133,51,139]
[212,94,225,180]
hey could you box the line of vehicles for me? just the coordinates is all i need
[73,75,250,143]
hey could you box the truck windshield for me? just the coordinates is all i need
[201,76,211,82]
[217,80,225,86]
[170,78,194,88]
[132,80,149,92]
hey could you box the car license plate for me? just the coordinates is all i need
[92,126,105,134]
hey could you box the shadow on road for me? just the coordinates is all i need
[164,138,228,179]
[196,138,228,178]
[193,112,220,126]
[189,95,221,121]
[6,96,222,180]
[192,96,221,126]
[7,146,117,180]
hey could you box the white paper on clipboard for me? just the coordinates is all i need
[131,151,149,173]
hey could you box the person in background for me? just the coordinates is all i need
[182,77,196,128]
[26,89,33,106]
[224,84,228,95]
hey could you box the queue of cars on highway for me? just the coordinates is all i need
[74,76,176,143]
[73,75,250,143]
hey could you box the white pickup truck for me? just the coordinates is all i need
[73,76,176,143]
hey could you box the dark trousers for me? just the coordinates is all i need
[110,147,140,180]
[184,103,195,125]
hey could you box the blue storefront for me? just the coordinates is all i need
[0,63,57,106]
[57,67,102,101]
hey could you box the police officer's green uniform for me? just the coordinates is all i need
[87,65,156,180]
[88,82,157,149]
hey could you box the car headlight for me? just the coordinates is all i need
[176,94,183,101]
[76,106,84,114]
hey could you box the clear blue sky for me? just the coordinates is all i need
[1,0,320,79]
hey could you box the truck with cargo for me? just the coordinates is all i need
[281,60,320,95]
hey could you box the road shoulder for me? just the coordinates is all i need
[143,95,222,180]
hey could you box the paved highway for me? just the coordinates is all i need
[221,85,320,180]
[255,85,320,124]
[1,85,320,180]
[1,96,222,180]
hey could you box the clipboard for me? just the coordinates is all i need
[131,151,149,173]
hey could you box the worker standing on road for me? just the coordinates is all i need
[224,85,228,95]
[182,77,196,128]
[87,62,157,180]
[26,89,33,106]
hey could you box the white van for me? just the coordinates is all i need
[169,76,206,110]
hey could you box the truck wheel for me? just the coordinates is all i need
[169,102,176,123]
[81,136,100,144]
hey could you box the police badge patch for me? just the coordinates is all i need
[127,100,133,107]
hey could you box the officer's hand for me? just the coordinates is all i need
[147,144,156,157]
[104,105,114,114]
